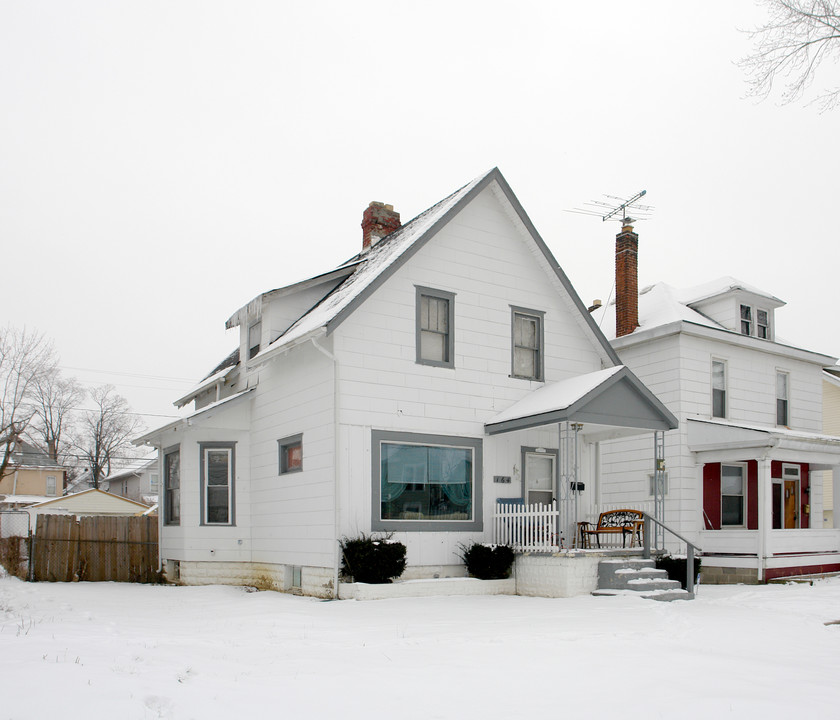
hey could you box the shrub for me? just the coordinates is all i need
[655,554,702,590]
[459,542,515,580]
[340,534,406,584]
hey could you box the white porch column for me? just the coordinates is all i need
[756,457,772,582]
[833,466,840,530]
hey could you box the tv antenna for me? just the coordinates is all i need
[566,189,653,224]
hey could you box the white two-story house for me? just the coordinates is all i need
[599,220,840,583]
[136,168,677,597]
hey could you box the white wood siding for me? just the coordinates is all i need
[334,185,607,566]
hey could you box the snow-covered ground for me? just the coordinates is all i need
[1,574,839,719]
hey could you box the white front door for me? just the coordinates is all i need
[525,452,556,506]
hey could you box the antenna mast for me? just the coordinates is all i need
[566,189,653,225]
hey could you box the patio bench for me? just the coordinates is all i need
[578,509,644,549]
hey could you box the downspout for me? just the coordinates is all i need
[311,336,341,599]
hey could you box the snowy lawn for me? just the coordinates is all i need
[1,575,839,719]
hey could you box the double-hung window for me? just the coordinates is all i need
[416,287,454,368]
[164,447,180,526]
[372,430,482,531]
[776,371,789,426]
[711,360,727,418]
[757,309,769,339]
[46,475,56,496]
[721,464,745,527]
[511,307,544,381]
[740,305,752,336]
[200,442,235,525]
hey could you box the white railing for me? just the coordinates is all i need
[494,501,559,553]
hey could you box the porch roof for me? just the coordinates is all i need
[687,417,840,467]
[484,366,678,437]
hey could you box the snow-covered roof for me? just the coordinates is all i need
[0,494,52,507]
[175,355,239,408]
[679,276,784,307]
[485,365,677,435]
[103,458,157,483]
[134,388,254,445]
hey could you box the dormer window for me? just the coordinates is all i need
[757,309,769,339]
[248,321,262,360]
[740,305,752,336]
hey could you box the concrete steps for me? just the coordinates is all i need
[593,558,694,601]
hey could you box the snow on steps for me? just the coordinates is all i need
[593,558,694,601]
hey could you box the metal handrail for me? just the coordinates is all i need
[641,511,702,595]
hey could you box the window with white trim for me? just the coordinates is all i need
[776,371,789,426]
[740,304,752,336]
[46,475,56,496]
[511,307,544,381]
[721,464,745,527]
[200,442,235,525]
[372,430,482,531]
[712,360,727,418]
[416,287,454,367]
[757,309,769,339]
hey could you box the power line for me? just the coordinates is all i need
[59,365,196,384]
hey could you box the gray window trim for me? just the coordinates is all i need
[199,441,236,526]
[371,429,483,532]
[416,286,455,369]
[163,444,180,527]
[510,306,545,381]
[278,433,304,474]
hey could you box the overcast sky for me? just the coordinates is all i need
[2,1,838,441]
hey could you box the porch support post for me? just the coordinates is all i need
[756,457,772,583]
[833,466,840,530]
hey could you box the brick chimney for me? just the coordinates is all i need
[362,201,401,249]
[615,219,639,337]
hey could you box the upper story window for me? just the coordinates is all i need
[776,371,789,426]
[46,475,56,496]
[511,307,545,381]
[740,305,752,336]
[712,359,727,418]
[756,309,769,339]
[164,446,180,526]
[416,287,455,368]
[200,442,235,526]
[248,321,262,360]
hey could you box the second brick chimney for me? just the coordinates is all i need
[615,219,639,337]
[362,201,401,249]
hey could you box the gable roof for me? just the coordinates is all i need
[485,365,678,436]
[250,167,620,367]
[10,441,63,469]
[27,488,151,513]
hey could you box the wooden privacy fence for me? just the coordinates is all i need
[31,515,159,583]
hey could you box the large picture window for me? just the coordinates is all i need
[164,447,180,526]
[200,442,235,526]
[371,430,482,532]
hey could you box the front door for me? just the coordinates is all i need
[784,480,797,528]
[525,451,555,506]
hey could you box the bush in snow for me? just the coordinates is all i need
[655,554,702,589]
[459,542,514,580]
[339,534,406,584]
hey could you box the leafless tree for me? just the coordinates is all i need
[0,327,58,482]
[741,1,840,111]
[75,385,142,489]
[26,372,84,466]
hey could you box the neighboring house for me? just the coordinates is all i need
[25,488,151,522]
[598,220,840,582]
[823,367,840,528]
[136,168,677,598]
[0,440,67,502]
[104,459,160,505]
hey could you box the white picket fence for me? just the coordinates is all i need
[494,500,656,552]
[494,501,559,552]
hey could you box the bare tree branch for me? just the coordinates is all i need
[0,326,57,482]
[26,372,84,467]
[741,0,840,111]
[74,385,142,490]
